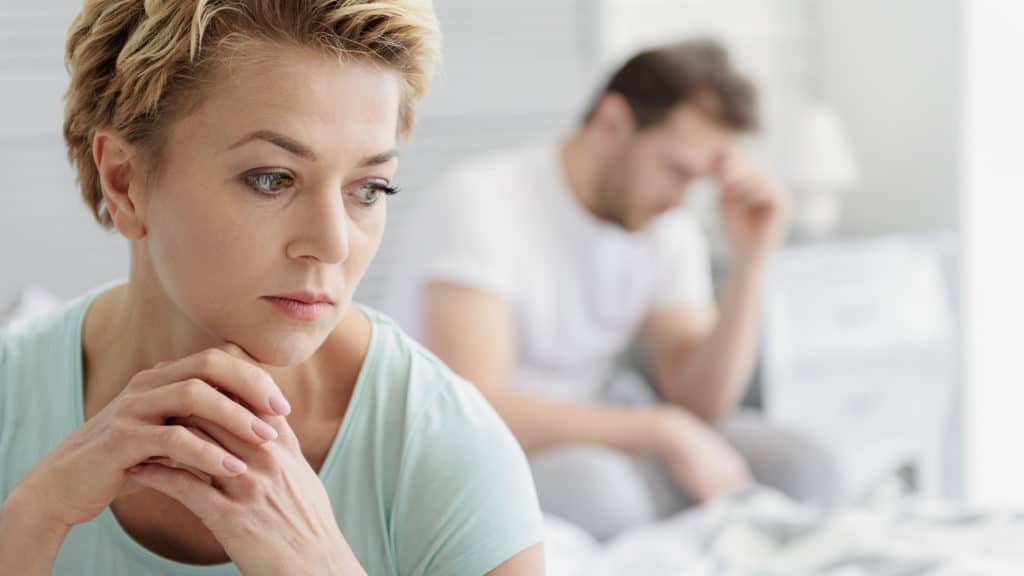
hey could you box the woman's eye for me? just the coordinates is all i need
[244,172,294,196]
[353,182,399,206]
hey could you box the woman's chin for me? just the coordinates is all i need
[232,333,326,367]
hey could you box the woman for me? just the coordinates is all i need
[0,1,545,574]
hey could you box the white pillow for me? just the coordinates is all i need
[2,287,62,330]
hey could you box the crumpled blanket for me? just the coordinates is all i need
[544,486,1024,575]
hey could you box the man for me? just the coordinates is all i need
[392,39,836,540]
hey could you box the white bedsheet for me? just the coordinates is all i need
[544,487,1024,575]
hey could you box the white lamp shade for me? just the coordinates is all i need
[791,104,860,190]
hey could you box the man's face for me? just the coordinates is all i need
[600,104,737,232]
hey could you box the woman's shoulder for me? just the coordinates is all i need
[345,307,543,576]
[357,303,532,472]
[1,291,97,498]
[1,291,93,420]
[1,293,92,374]
[356,304,510,438]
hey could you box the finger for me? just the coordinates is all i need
[741,179,778,206]
[128,463,230,523]
[140,456,214,485]
[134,424,249,478]
[140,378,279,444]
[147,348,291,416]
[172,416,283,498]
[719,182,747,203]
[172,416,252,460]
[147,424,221,484]
[178,413,298,460]
[217,343,294,416]
[217,341,258,363]
[712,147,739,178]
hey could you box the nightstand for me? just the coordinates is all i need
[758,235,957,500]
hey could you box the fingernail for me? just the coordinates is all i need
[269,393,291,416]
[223,456,247,474]
[252,419,278,441]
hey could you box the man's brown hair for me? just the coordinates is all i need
[585,39,758,132]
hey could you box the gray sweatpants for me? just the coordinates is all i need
[528,372,841,541]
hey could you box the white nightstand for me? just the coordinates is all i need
[759,235,957,500]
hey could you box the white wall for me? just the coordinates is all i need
[961,0,1024,507]
[819,0,962,238]
[0,3,127,307]
[817,0,965,496]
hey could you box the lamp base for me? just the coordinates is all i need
[794,188,843,242]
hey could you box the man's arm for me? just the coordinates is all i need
[643,150,787,425]
[486,544,545,576]
[423,282,665,455]
[641,256,764,425]
[424,281,753,502]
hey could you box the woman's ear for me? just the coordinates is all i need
[93,126,147,240]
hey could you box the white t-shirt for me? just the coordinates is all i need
[389,143,713,402]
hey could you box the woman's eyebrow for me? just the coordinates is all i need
[360,149,399,167]
[229,130,398,168]
[230,130,317,161]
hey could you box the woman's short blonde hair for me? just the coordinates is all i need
[64,0,440,228]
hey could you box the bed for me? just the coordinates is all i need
[543,486,1024,576]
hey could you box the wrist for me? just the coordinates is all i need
[1,487,70,574]
[328,535,365,575]
[645,406,696,456]
[731,246,771,273]
[10,467,74,528]
[280,532,362,576]
[4,481,72,539]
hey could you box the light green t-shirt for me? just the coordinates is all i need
[0,287,543,575]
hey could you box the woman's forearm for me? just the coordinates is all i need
[0,487,70,576]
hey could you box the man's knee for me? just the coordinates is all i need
[529,445,658,540]
[720,413,843,505]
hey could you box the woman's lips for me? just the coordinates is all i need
[262,296,332,322]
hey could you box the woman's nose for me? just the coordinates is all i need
[286,191,349,265]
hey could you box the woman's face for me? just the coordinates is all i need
[140,45,400,366]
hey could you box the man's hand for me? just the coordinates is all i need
[650,406,752,503]
[715,150,789,264]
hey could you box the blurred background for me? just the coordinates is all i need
[1,0,1022,508]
